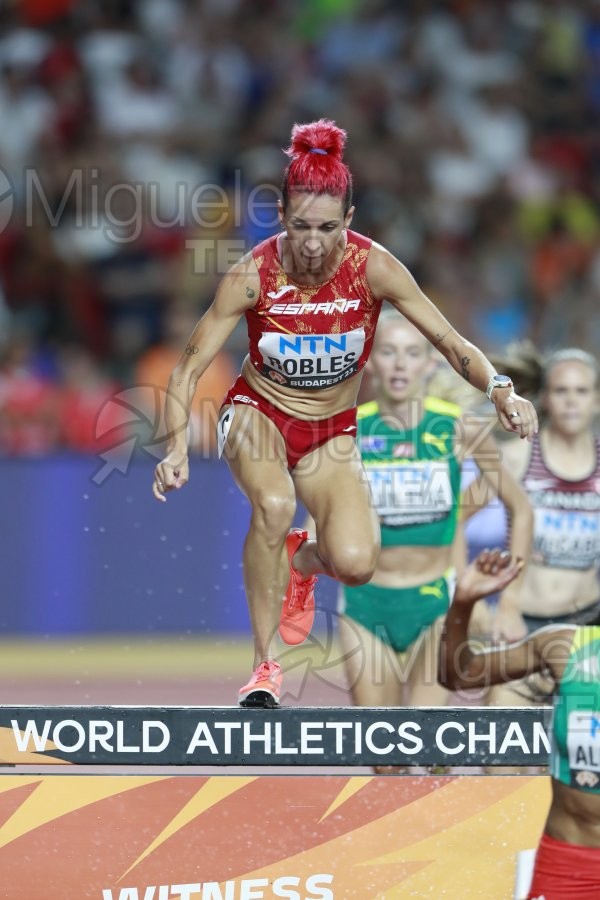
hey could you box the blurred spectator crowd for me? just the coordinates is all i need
[0,0,599,456]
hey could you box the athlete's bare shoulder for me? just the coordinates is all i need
[224,250,260,286]
[364,241,417,302]
[215,251,261,314]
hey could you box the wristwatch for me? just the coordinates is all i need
[486,374,513,401]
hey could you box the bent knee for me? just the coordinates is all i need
[328,544,378,586]
[251,490,296,542]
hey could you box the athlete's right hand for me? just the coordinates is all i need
[153,450,189,502]
[453,549,524,607]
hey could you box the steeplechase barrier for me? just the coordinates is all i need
[0,707,553,899]
[0,704,552,767]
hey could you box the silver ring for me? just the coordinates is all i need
[508,411,520,419]
[158,480,164,488]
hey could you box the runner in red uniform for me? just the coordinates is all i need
[152,119,537,707]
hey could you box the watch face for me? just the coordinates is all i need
[493,375,512,387]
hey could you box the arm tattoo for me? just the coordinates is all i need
[184,344,199,356]
[461,355,471,382]
[433,328,452,348]
[245,286,256,299]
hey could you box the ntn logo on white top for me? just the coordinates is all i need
[259,328,366,361]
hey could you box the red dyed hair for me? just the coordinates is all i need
[281,119,353,213]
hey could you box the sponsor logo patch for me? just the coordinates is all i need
[266,299,360,315]
[266,285,297,300]
[258,328,366,390]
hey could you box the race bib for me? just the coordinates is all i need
[365,460,453,526]
[533,508,600,569]
[257,328,365,390]
[567,710,600,789]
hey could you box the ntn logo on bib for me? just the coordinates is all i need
[258,327,366,390]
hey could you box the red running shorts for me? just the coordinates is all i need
[528,831,600,899]
[219,375,357,469]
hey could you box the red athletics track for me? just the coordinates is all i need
[0,636,379,774]
[0,636,549,899]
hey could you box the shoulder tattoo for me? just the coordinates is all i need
[245,286,256,299]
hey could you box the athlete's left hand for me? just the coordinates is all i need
[494,392,538,440]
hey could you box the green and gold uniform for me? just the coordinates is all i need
[552,626,600,793]
[339,397,462,652]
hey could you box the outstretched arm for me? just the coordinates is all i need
[464,421,533,642]
[366,246,538,438]
[152,256,259,501]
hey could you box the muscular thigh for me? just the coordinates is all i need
[220,404,293,501]
[338,615,405,706]
[407,617,448,706]
[292,436,379,553]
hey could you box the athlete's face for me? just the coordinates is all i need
[543,361,598,435]
[369,319,435,402]
[280,193,353,273]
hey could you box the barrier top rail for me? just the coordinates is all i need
[0,705,552,767]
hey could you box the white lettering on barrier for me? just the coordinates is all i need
[186,722,219,755]
[274,723,297,754]
[434,721,549,756]
[12,719,52,751]
[468,723,497,752]
[534,721,551,754]
[301,723,325,755]
[498,722,530,755]
[436,722,465,754]
[397,722,424,754]
[11,719,172,753]
[354,721,362,754]
[324,721,353,754]
[144,722,170,753]
[212,722,241,754]
[243,721,272,754]
[89,720,113,751]
[101,875,335,900]
[8,714,549,763]
[365,722,395,754]
[52,720,86,752]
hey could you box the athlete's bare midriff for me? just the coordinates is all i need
[370,544,454,588]
[241,355,362,420]
[518,564,600,617]
[547,781,600,847]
